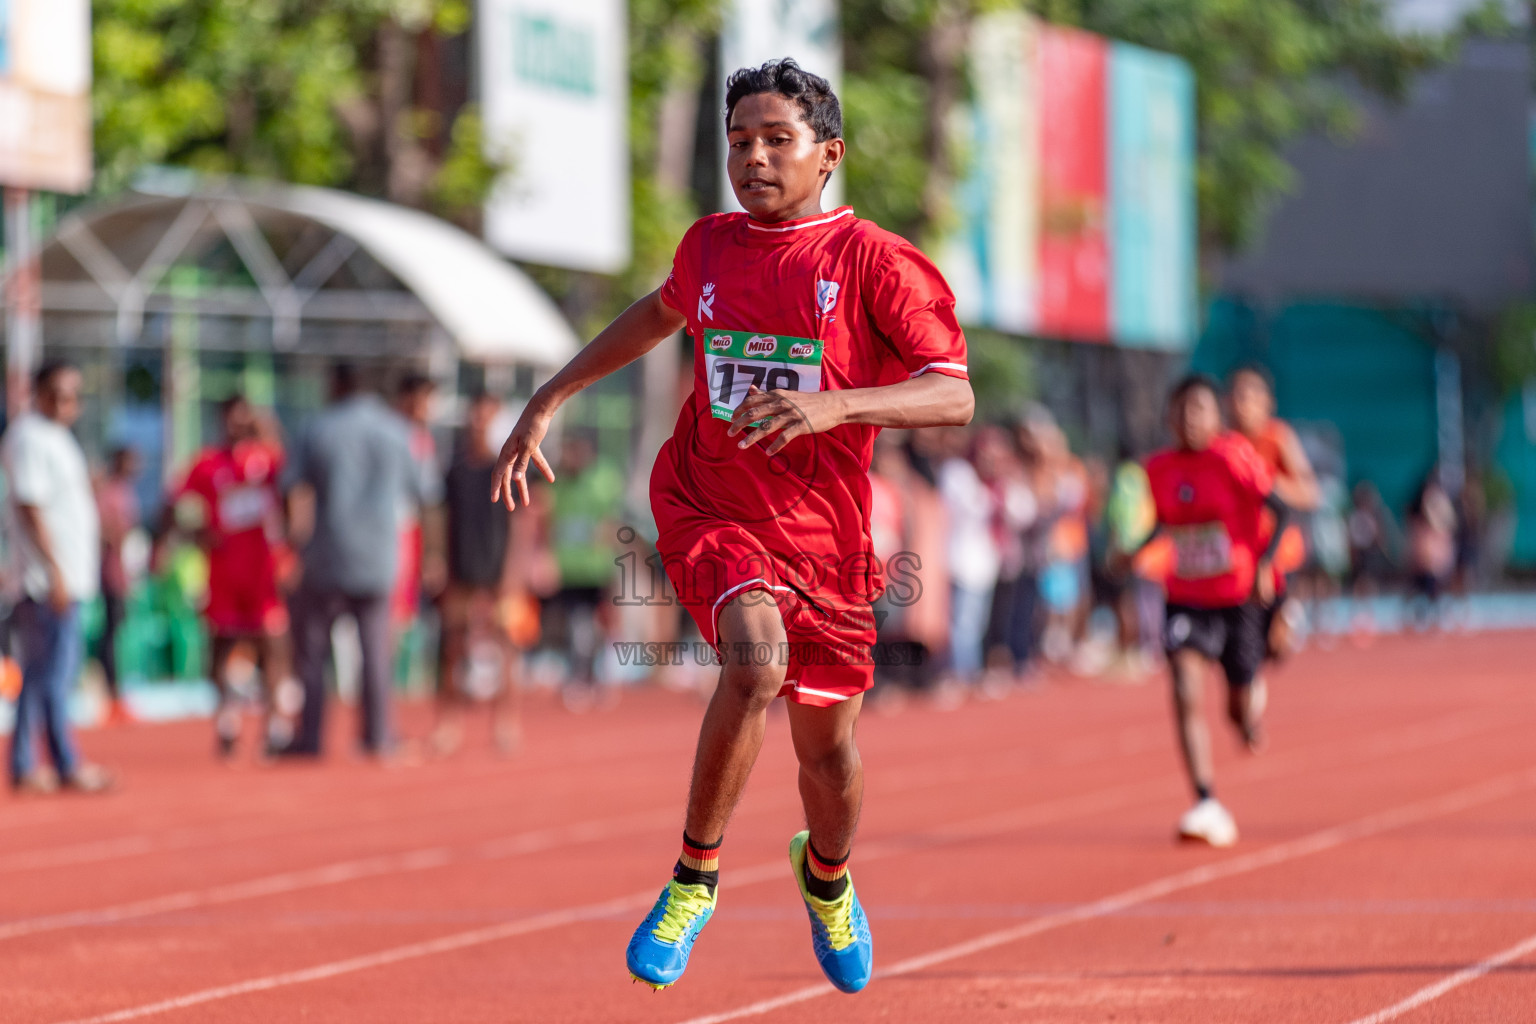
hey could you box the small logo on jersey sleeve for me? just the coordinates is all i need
[698,282,716,321]
[744,335,778,356]
[816,279,840,315]
[708,333,733,351]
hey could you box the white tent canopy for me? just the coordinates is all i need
[36,175,581,366]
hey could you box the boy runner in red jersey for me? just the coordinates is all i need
[1228,365,1319,665]
[492,60,973,993]
[1138,376,1290,847]
[169,395,291,757]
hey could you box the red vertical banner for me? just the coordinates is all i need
[1035,26,1109,341]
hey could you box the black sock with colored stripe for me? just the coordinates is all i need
[673,832,721,892]
[803,841,850,901]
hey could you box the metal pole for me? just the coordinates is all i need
[4,187,42,418]
[1434,347,1465,499]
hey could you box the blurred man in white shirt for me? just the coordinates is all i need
[3,360,113,793]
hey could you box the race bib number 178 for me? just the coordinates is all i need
[703,329,824,421]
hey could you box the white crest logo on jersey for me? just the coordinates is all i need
[698,282,716,321]
[744,335,778,356]
[708,334,732,351]
[815,279,840,315]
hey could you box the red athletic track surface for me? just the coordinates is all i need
[3,631,1535,1023]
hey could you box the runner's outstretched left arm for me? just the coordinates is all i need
[729,372,974,456]
[492,289,686,509]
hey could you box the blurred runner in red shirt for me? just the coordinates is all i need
[169,395,290,758]
[1135,376,1290,849]
[490,60,973,994]
[1228,365,1318,659]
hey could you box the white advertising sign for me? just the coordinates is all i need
[0,0,92,193]
[480,0,630,272]
[719,0,843,212]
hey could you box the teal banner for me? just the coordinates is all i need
[1109,42,1197,350]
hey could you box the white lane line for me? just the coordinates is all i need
[0,709,1169,878]
[670,766,1536,1024]
[10,704,1503,945]
[51,890,656,1024]
[0,809,675,943]
[45,765,1536,1024]
[0,836,157,873]
[1340,930,1536,1024]
[42,781,1161,1024]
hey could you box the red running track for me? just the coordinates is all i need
[3,631,1535,1023]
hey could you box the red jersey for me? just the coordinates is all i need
[1145,433,1273,608]
[173,440,285,587]
[653,207,968,606]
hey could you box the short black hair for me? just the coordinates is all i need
[1169,373,1220,410]
[724,59,842,143]
[1227,362,1274,393]
[220,393,250,417]
[330,362,360,397]
[397,372,434,398]
[34,359,78,392]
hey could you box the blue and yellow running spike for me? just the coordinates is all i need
[626,879,717,990]
[789,830,873,994]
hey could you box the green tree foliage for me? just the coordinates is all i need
[625,0,721,291]
[92,0,498,221]
[841,0,1443,254]
[92,0,1445,289]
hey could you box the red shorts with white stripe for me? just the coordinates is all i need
[653,512,877,708]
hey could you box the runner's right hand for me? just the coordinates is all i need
[492,398,557,510]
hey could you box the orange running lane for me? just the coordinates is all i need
[3,631,1534,1023]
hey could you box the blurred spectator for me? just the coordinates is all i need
[1104,457,1161,674]
[937,427,998,685]
[868,432,949,691]
[976,425,1038,684]
[1023,411,1091,665]
[546,431,624,705]
[391,374,441,635]
[281,364,430,757]
[1346,482,1397,597]
[167,396,292,758]
[433,392,534,755]
[1453,470,1486,595]
[2,361,113,793]
[1406,471,1457,624]
[95,446,141,725]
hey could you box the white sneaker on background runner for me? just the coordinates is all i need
[1177,798,1239,847]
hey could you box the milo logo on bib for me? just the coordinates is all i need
[703,328,825,421]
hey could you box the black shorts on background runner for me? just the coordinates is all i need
[1163,603,1267,687]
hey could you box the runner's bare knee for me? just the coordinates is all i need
[788,701,862,792]
[716,591,788,707]
[798,736,860,793]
